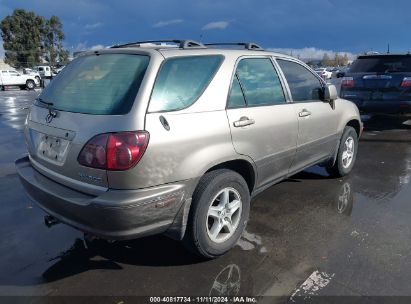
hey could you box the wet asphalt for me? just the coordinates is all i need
[0,87,410,302]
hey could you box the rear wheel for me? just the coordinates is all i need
[26,80,35,90]
[184,169,250,259]
[327,126,358,177]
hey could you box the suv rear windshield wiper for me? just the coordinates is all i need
[36,98,54,107]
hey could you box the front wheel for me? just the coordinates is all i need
[184,169,250,259]
[26,80,35,90]
[327,126,358,177]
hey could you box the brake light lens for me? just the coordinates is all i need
[78,131,149,170]
[401,77,411,87]
[342,77,355,88]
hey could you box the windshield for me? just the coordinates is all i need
[38,53,150,115]
[349,56,411,73]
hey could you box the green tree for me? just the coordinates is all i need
[0,9,44,68]
[1,9,69,68]
[42,16,69,66]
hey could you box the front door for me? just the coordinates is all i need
[276,59,339,172]
[226,57,298,189]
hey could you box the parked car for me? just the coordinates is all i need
[0,69,40,90]
[315,68,332,79]
[35,65,52,79]
[336,66,349,78]
[53,66,65,74]
[22,68,42,82]
[15,40,362,258]
[340,54,411,115]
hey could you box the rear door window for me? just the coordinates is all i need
[149,55,223,112]
[37,54,150,115]
[229,57,285,107]
[277,59,323,102]
[227,76,247,108]
[349,56,411,73]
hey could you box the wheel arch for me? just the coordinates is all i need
[346,119,361,137]
[204,158,257,194]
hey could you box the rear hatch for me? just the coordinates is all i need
[25,52,150,195]
[341,55,411,103]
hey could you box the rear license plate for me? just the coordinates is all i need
[36,133,69,164]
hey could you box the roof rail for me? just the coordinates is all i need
[204,42,264,51]
[111,39,206,49]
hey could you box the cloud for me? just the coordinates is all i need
[153,19,183,28]
[84,22,103,30]
[202,21,230,30]
[74,42,106,52]
[268,47,356,61]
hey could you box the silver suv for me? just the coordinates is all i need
[16,40,362,258]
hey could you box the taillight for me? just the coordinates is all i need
[401,77,411,87]
[341,77,355,88]
[78,131,149,170]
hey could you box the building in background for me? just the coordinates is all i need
[0,58,13,70]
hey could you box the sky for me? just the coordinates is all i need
[1,0,410,60]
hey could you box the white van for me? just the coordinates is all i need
[36,66,52,79]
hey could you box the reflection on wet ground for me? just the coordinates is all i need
[0,90,410,300]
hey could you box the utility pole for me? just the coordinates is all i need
[387,43,390,54]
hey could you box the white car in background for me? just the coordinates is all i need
[314,68,332,79]
[0,70,40,90]
[35,66,52,79]
[22,68,41,82]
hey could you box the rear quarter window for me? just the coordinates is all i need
[149,55,223,112]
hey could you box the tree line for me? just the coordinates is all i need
[1,9,69,68]
[321,53,350,67]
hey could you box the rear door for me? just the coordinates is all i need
[276,58,339,172]
[1,71,11,85]
[226,57,298,188]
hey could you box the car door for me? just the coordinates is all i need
[9,70,25,85]
[226,57,298,189]
[276,58,339,173]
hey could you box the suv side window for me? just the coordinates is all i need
[229,58,285,107]
[227,76,246,108]
[149,55,223,112]
[277,59,323,102]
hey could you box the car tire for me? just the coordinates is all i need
[184,169,250,259]
[327,126,358,177]
[26,80,35,90]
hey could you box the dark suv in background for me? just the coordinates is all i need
[340,54,411,115]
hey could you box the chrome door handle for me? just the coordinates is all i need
[298,109,312,117]
[233,116,255,127]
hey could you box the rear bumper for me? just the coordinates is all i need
[15,156,194,240]
[348,99,411,115]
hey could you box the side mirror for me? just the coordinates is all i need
[323,84,338,102]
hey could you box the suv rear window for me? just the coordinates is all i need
[149,55,223,112]
[37,54,150,115]
[349,55,411,73]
